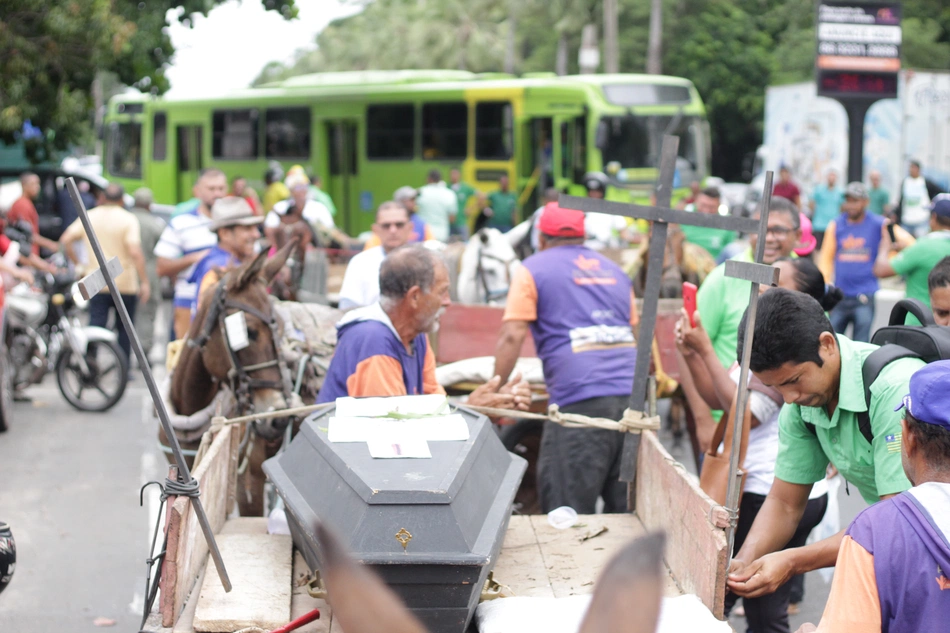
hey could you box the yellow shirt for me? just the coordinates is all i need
[61,205,141,295]
[263,183,290,212]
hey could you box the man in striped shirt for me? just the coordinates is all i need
[155,168,227,339]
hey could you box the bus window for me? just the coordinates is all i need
[599,114,700,176]
[107,122,143,178]
[265,108,310,159]
[153,113,167,161]
[475,102,513,160]
[367,104,415,160]
[422,103,467,160]
[212,109,259,159]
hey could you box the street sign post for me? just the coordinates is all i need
[560,136,777,543]
[64,178,232,594]
[816,1,902,181]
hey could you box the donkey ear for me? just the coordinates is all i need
[232,249,269,290]
[577,532,665,633]
[263,238,298,284]
[315,521,429,633]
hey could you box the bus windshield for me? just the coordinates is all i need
[598,113,701,179]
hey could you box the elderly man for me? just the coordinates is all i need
[129,188,166,358]
[155,167,227,340]
[338,201,413,311]
[60,183,149,364]
[493,202,639,514]
[795,361,950,633]
[189,197,264,315]
[318,244,530,410]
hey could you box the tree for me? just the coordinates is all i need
[0,0,298,162]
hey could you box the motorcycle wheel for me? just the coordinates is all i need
[56,340,128,412]
[0,344,13,433]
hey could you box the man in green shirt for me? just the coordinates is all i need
[874,194,950,307]
[867,169,889,216]
[681,186,735,260]
[449,168,477,238]
[697,196,801,369]
[309,175,337,217]
[728,289,919,599]
[482,175,518,232]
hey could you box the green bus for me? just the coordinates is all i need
[103,70,710,235]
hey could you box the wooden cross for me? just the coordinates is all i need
[560,137,778,548]
[65,178,232,593]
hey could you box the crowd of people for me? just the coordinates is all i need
[3,156,949,633]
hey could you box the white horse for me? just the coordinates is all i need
[456,227,522,305]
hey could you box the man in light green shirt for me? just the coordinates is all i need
[309,175,337,217]
[874,194,950,307]
[728,289,919,600]
[681,186,735,260]
[697,197,801,368]
[867,169,889,216]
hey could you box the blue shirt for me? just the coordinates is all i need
[187,246,238,314]
[812,185,845,231]
[833,212,884,297]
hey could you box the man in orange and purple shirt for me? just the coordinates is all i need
[797,361,950,633]
[318,244,530,409]
[493,202,638,514]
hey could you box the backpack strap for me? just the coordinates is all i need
[858,344,921,446]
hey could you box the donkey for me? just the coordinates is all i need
[313,520,666,633]
[166,241,296,516]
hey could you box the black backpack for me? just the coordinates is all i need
[806,298,950,444]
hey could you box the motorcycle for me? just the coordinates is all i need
[4,268,128,412]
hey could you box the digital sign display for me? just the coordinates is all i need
[816,2,900,99]
[818,71,898,98]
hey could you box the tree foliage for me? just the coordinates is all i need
[0,0,297,162]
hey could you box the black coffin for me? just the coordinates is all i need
[263,404,527,633]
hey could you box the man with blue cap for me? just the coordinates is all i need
[797,360,950,632]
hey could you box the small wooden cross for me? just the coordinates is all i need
[77,256,123,300]
[560,135,777,536]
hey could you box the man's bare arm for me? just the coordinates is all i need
[494,320,529,385]
[156,251,206,278]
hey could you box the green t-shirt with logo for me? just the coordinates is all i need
[774,335,919,504]
[682,224,736,260]
[889,231,950,306]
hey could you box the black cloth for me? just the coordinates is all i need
[536,394,628,514]
[88,293,137,364]
[725,492,828,633]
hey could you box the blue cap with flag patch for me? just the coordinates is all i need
[895,360,950,430]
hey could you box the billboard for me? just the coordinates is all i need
[816,2,901,99]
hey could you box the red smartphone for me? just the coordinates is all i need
[682,282,698,328]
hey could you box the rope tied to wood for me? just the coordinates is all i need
[463,404,661,434]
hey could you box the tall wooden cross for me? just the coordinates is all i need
[561,137,778,550]
[64,178,232,593]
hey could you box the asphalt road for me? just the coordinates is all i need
[0,353,169,631]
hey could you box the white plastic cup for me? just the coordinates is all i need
[547,506,579,530]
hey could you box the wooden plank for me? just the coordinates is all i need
[171,565,205,633]
[636,430,729,618]
[434,304,536,364]
[489,515,554,598]
[192,532,293,632]
[160,426,237,627]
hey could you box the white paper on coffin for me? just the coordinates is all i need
[327,414,470,443]
[367,438,432,459]
[334,394,449,417]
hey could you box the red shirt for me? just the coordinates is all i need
[772,181,801,204]
[8,197,40,255]
[0,234,10,256]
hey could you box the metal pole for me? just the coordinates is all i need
[723,171,774,556]
[604,0,619,74]
[64,178,232,592]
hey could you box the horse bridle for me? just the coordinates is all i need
[188,276,293,414]
[475,244,516,303]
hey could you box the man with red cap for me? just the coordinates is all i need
[493,202,639,514]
